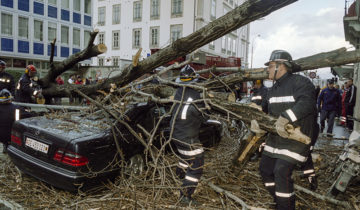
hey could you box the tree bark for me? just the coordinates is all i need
[199,47,359,89]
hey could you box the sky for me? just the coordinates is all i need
[249,0,352,80]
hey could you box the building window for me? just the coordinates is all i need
[34,20,43,41]
[61,25,69,45]
[209,41,215,50]
[73,28,80,47]
[150,27,159,48]
[113,57,119,66]
[112,4,121,24]
[73,0,80,11]
[98,57,104,66]
[171,0,182,17]
[227,37,231,55]
[48,22,57,42]
[84,30,91,46]
[133,1,142,21]
[84,0,91,14]
[1,13,12,36]
[18,17,28,39]
[232,39,236,55]
[98,7,105,26]
[133,28,141,48]
[98,33,105,44]
[48,0,57,5]
[221,36,226,53]
[170,24,182,43]
[211,0,216,19]
[150,0,160,19]
[112,31,120,49]
[61,0,69,9]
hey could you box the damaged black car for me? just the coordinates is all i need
[7,102,222,191]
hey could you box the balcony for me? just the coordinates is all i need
[344,0,360,47]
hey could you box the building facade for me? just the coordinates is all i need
[0,0,93,76]
[92,0,250,74]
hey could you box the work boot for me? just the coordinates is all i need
[179,196,200,207]
[308,176,318,191]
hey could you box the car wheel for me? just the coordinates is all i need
[128,154,144,175]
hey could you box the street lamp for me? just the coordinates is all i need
[250,34,261,69]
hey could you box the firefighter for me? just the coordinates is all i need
[170,65,207,206]
[249,79,268,161]
[251,79,268,106]
[260,50,317,209]
[15,65,43,103]
[0,60,15,95]
[0,89,21,153]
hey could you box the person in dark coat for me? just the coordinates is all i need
[170,65,207,207]
[260,50,317,210]
[344,78,357,130]
[0,60,15,95]
[15,65,42,103]
[317,79,341,136]
[0,89,22,153]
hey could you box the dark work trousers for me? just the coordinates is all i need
[260,154,296,210]
[320,110,336,134]
[301,122,318,177]
[174,139,204,198]
[346,104,354,130]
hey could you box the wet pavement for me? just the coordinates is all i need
[315,117,351,148]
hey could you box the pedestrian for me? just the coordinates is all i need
[317,79,341,136]
[260,50,317,210]
[0,60,15,95]
[67,75,75,104]
[315,85,321,98]
[54,76,64,104]
[0,89,21,153]
[15,65,43,103]
[170,65,206,207]
[340,82,349,126]
[344,78,357,131]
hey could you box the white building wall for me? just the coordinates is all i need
[93,0,250,68]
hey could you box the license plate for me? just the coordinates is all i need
[25,137,49,154]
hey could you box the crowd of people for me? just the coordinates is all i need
[316,78,357,136]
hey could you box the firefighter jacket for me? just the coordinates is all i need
[263,72,317,164]
[170,86,207,143]
[15,74,39,103]
[345,84,357,107]
[0,71,15,95]
[317,87,341,112]
[251,85,268,106]
[0,103,21,144]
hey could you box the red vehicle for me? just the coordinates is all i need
[150,49,247,94]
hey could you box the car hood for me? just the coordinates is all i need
[18,115,111,140]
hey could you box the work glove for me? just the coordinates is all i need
[275,116,290,138]
[250,120,266,137]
